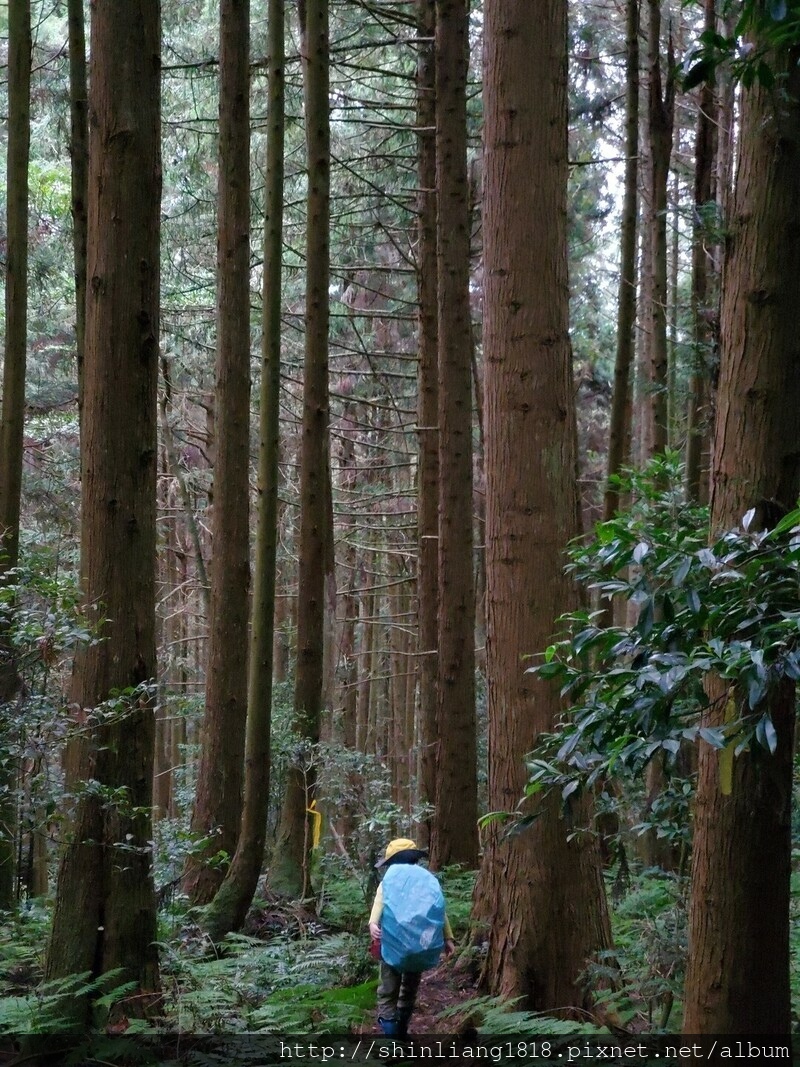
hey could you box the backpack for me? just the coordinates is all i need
[380,863,445,973]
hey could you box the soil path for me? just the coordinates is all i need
[358,959,480,1036]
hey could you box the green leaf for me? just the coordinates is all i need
[682,57,715,90]
[697,547,717,569]
[699,29,732,50]
[561,780,579,801]
[756,714,779,754]
[699,726,727,749]
[477,810,514,829]
[768,506,800,538]
[636,598,655,638]
[672,555,692,588]
[533,661,563,679]
[747,671,767,709]
[757,60,776,88]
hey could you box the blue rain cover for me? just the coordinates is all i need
[380,863,445,973]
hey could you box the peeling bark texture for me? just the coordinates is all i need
[430,0,478,870]
[46,0,161,1019]
[184,0,251,905]
[684,38,800,1035]
[474,0,611,1008]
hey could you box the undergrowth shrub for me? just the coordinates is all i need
[161,931,375,1033]
[438,996,604,1036]
[586,868,687,1031]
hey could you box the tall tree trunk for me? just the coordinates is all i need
[685,0,717,504]
[356,573,375,752]
[160,357,211,609]
[269,0,331,899]
[334,408,359,759]
[667,169,680,445]
[641,0,674,460]
[430,0,478,871]
[475,0,612,1007]
[205,0,283,939]
[45,0,161,1018]
[184,0,251,904]
[604,0,639,525]
[67,0,88,406]
[640,0,676,871]
[24,760,48,898]
[0,0,32,910]
[390,559,414,812]
[415,0,439,851]
[273,585,291,684]
[683,37,800,1036]
[714,6,737,260]
[333,429,360,839]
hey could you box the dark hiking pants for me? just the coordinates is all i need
[377,960,421,1023]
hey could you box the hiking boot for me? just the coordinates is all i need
[396,1009,412,1036]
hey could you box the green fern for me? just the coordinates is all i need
[0,969,133,1035]
[249,980,376,1033]
[437,995,608,1036]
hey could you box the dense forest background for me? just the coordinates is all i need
[1,0,800,1050]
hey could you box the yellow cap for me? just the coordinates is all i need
[384,838,418,861]
[375,837,427,868]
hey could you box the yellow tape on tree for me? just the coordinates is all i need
[306,799,322,849]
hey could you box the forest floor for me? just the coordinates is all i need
[358,958,481,1036]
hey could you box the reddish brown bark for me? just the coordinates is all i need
[641,0,674,460]
[0,0,32,908]
[415,0,439,850]
[203,0,283,940]
[45,0,161,1018]
[685,0,718,504]
[269,0,331,898]
[430,0,478,870]
[184,0,251,905]
[604,0,639,525]
[684,40,800,1035]
[67,0,88,405]
[475,0,611,1007]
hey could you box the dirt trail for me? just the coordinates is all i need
[359,959,480,1036]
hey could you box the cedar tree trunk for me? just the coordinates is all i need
[0,0,32,909]
[184,0,252,904]
[683,35,800,1035]
[204,0,283,939]
[430,0,478,870]
[415,0,439,849]
[269,0,331,898]
[45,0,162,1019]
[475,0,612,1008]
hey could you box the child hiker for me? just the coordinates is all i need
[368,838,455,1036]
